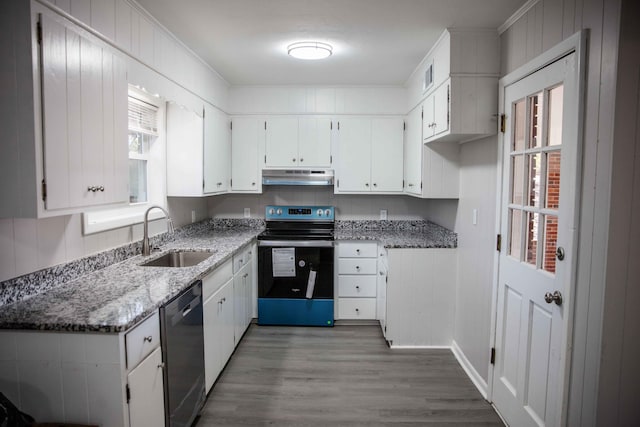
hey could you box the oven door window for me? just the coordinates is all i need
[258,246,334,299]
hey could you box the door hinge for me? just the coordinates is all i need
[403,121,406,131]
[230,179,233,187]
[496,234,502,252]
[330,121,333,130]
[37,20,43,44]
[337,179,340,188]
[264,155,267,164]
[230,121,233,130]
[203,180,205,189]
[402,179,405,188]
[420,181,423,190]
[490,347,496,365]
[421,109,424,119]
[41,179,47,201]
[126,384,131,403]
[500,114,506,133]
[337,121,340,130]
[264,121,267,130]
[330,155,333,164]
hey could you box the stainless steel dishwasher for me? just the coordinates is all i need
[160,280,205,427]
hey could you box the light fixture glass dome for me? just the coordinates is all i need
[287,41,333,60]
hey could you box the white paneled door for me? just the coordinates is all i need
[493,52,580,427]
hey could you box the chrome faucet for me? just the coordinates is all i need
[142,205,175,256]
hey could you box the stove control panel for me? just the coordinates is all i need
[265,205,335,221]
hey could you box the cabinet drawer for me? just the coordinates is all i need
[338,275,377,297]
[338,258,377,275]
[126,311,160,370]
[339,298,377,319]
[203,259,233,301]
[233,246,251,273]
[338,242,378,258]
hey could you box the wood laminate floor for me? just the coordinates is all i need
[196,324,504,426]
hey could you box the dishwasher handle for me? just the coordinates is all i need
[181,296,200,318]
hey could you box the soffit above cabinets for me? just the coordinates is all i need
[133,0,527,86]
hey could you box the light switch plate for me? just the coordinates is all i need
[244,208,250,218]
[380,209,388,220]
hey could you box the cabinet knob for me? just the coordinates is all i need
[251,182,256,186]
[217,182,222,186]
[365,183,369,187]
[292,158,297,162]
[355,266,360,270]
[143,336,153,343]
[355,308,360,312]
[356,285,360,290]
[300,158,304,162]
[408,183,414,187]
[87,186,96,192]
[98,186,104,192]
[373,183,377,187]
[356,249,360,253]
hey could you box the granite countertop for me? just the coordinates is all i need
[335,220,457,248]
[0,219,456,334]
[0,227,261,334]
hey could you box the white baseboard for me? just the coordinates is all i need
[451,340,489,400]
[389,345,452,350]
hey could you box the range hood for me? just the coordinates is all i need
[262,169,334,186]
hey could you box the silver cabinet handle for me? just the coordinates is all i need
[87,186,96,192]
[98,186,104,192]
[143,336,153,343]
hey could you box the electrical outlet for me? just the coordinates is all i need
[191,210,196,223]
[244,208,250,218]
[380,209,388,220]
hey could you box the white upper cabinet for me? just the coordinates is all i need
[204,104,231,194]
[419,29,499,144]
[405,104,460,199]
[0,7,130,218]
[264,117,332,168]
[230,117,263,193]
[370,118,404,192]
[336,117,403,194]
[166,102,231,197]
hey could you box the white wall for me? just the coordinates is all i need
[207,187,456,228]
[596,0,640,423]
[229,86,406,115]
[495,0,623,425]
[453,135,498,385]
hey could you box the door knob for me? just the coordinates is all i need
[544,291,563,306]
[556,247,565,261]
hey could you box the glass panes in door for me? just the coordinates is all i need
[507,84,564,275]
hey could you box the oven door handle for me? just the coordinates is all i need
[258,240,334,248]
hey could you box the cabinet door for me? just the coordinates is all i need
[204,105,231,194]
[298,118,332,167]
[166,103,204,196]
[220,281,236,363]
[404,106,423,195]
[371,118,404,192]
[231,117,261,192]
[204,278,234,391]
[234,261,252,345]
[265,117,298,167]
[41,15,128,210]
[432,82,450,137]
[127,347,165,427]
[336,118,371,192]
[422,95,435,140]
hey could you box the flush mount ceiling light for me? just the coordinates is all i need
[287,41,333,60]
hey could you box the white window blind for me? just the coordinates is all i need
[128,96,159,135]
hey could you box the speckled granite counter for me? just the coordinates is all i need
[0,224,262,333]
[0,218,455,334]
[335,220,457,248]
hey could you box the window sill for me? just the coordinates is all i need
[82,205,167,235]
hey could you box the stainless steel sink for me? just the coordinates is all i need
[140,251,214,267]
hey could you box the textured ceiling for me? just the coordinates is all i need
[135,0,525,85]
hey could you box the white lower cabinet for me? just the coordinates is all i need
[383,248,456,347]
[233,245,254,345]
[336,241,378,320]
[203,259,234,392]
[0,312,164,426]
[127,347,165,427]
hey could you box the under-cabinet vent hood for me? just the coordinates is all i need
[262,169,334,186]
